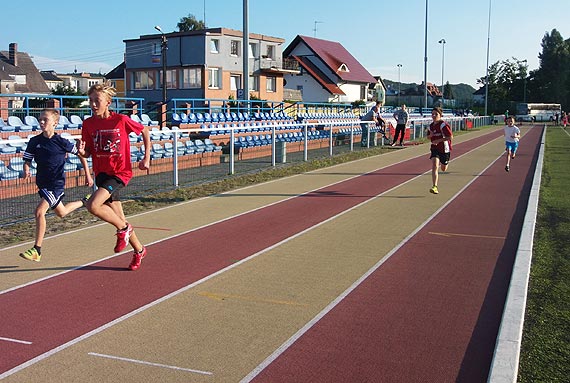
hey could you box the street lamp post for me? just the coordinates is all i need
[423,0,428,115]
[154,25,168,106]
[438,39,446,107]
[484,0,492,116]
[397,64,402,105]
[522,59,528,103]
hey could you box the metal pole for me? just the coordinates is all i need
[229,128,235,175]
[484,0,492,116]
[397,64,402,106]
[242,0,249,101]
[154,26,167,105]
[423,0,429,115]
[172,132,179,187]
[439,39,445,106]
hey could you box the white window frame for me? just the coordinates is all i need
[208,67,221,89]
[181,68,202,89]
[210,39,220,54]
[266,76,276,92]
[249,43,258,58]
[230,74,241,91]
[249,75,259,91]
[133,70,155,90]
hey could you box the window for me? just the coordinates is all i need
[181,68,202,89]
[208,67,221,89]
[230,40,240,56]
[264,45,275,60]
[249,75,259,91]
[360,85,366,100]
[152,43,161,56]
[133,70,155,90]
[210,39,219,53]
[266,76,276,92]
[230,74,241,91]
[249,43,258,58]
[158,69,177,90]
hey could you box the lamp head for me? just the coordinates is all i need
[438,39,446,44]
[154,25,163,33]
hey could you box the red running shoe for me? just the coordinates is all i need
[114,223,133,253]
[129,247,147,271]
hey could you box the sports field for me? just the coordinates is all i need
[0,125,544,382]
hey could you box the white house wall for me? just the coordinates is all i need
[338,83,362,102]
[284,72,330,103]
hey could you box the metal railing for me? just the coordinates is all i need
[0,115,489,227]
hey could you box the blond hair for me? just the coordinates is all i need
[88,82,116,101]
[41,108,60,118]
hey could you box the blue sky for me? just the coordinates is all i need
[2,0,569,89]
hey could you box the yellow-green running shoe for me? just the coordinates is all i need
[19,247,41,262]
[429,185,439,194]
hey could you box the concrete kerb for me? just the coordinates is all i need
[487,125,546,382]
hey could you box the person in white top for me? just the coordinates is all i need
[504,116,520,172]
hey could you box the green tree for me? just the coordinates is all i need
[51,84,85,108]
[177,14,206,32]
[477,58,528,113]
[530,29,570,108]
[443,82,455,100]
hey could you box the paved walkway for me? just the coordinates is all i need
[0,125,542,382]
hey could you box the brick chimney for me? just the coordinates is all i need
[9,43,18,67]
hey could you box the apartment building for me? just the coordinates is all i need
[123,27,298,107]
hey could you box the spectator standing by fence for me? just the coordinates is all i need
[360,101,384,147]
[79,83,151,271]
[19,108,93,262]
[392,104,409,146]
[427,107,453,195]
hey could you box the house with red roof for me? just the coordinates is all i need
[283,35,380,104]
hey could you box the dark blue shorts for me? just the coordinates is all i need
[38,188,65,209]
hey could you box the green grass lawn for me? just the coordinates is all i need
[518,127,570,382]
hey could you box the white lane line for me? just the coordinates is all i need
[0,336,32,345]
[88,352,213,376]
[240,148,508,383]
[0,132,504,380]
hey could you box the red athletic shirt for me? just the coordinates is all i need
[428,120,453,153]
[82,112,144,185]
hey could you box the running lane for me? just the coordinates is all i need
[247,126,543,383]
[0,130,503,377]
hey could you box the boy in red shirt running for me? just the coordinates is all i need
[426,107,453,195]
[79,83,151,270]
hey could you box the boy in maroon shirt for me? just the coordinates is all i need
[426,107,453,195]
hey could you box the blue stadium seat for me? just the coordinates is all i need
[8,116,33,132]
[24,116,40,130]
[69,115,84,128]
[141,114,159,126]
[1,118,16,132]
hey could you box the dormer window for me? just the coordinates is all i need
[338,63,349,72]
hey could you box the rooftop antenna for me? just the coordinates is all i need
[313,21,323,37]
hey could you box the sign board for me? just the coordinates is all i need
[237,89,245,99]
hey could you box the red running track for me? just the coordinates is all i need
[248,126,543,383]
[0,127,532,380]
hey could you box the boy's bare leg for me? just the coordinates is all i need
[53,200,84,219]
[108,200,144,252]
[431,157,440,186]
[34,200,49,247]
[85,188,126,230]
